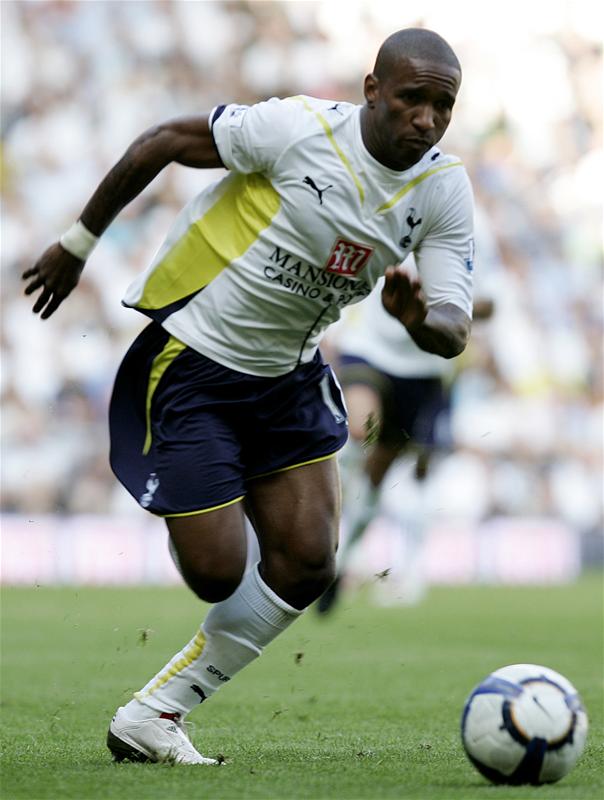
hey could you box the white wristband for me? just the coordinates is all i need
[59,220,99,261]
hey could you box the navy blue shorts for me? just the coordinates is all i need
[109,323,348,516]
[336,354,451,448]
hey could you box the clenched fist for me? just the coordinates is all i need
[381,265,427,331]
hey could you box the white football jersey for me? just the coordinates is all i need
[122,95,474,376]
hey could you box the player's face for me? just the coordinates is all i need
[363,57,460,170]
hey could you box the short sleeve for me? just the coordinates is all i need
[413,167,475,317]
[210,97,299,175]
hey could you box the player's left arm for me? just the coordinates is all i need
[382,167,475,358]
[381,267,470,358]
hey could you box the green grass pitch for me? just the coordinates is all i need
[1,576,602,799]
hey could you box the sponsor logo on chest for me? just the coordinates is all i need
[324,237,373,277]
[263,244,371,306]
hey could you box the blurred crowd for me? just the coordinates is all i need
[1,1,602,552]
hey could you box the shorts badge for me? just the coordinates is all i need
[140,473,160,508]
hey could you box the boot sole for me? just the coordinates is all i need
[107,729,153,763]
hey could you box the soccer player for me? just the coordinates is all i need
[317,262,495,612]
[23,28,474,764]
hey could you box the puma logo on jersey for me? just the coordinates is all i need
[329,103,344,115]
[303,176,333,205]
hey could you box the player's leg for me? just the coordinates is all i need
[338,435,404,565]
[318,364,402,614]
[337,380,383,559]
[318,437,402,614]
[109,462,340,762]
[406,446,432,602]
[166,506,248,602]
[315,379,381,614]
[127,363,345,718]
[246,457,340,609]
[375,445,432,606]
[108,503,249,764]
[108,344,345,763]
[111,459,339,762]
[125,496,301,709]
[138,458,341,715]
[107,332,260,764]
[376,378,449,605]
[337,358,408,557]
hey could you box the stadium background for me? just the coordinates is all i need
[1,0,602,588]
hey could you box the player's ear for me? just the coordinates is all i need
[364,73,379,108]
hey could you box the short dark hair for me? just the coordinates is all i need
[374,28,461,80]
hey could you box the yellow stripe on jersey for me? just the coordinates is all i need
[142,336,187,455]
[294,97,365,206]
[376,161,463,213]
[136,629,207,699]
[137,172,281,310]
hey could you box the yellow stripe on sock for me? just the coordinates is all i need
[142,336,187,455]
[138,629,207,699]
[375,162,463,213]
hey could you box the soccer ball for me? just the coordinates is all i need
[461,664,588,785]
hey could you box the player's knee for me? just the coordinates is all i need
[313,557,337,595]
[180,559,244,603]
[183,569,242,603]
[296,547,336,588]
[266,540,336,603]
[167,509,247,603]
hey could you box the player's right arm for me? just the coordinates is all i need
[23,114,223,319]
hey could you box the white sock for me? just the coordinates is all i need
[123,564,302,718]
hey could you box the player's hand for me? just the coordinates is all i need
[22,243,85,319]
[381,265,427,331]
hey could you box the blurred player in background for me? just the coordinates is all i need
[318,242,496,612]
[23,28,475,765]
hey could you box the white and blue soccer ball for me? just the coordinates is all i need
[461,664,588,785]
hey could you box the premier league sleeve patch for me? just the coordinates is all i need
[227,105,249,128]
[465,238,475,272]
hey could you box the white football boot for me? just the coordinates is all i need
[107,706,218,765]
